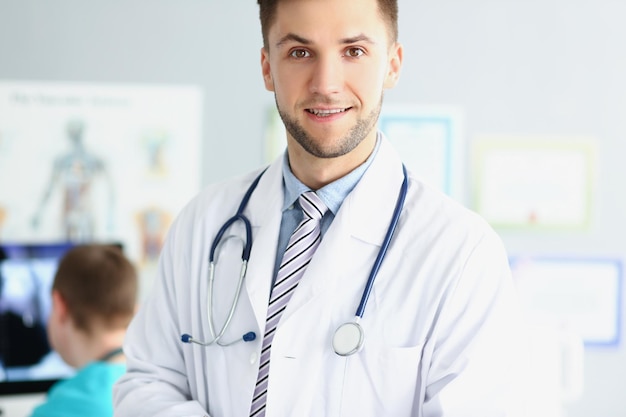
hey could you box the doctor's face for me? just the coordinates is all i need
[261,0,402,160]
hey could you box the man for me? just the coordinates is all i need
[114,0,528,416]
[31,244,138,417]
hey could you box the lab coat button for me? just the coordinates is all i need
[250,352,257,365]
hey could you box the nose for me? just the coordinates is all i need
[309,55,343,95]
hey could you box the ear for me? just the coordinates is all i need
[261,47,275,92]
[383,42,403,89]
[51,290,69,323]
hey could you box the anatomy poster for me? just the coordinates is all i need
[0,80,203,272]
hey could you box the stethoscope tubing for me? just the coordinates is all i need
[208,168,267,264]
[207,258,249,346]
[209,215,250,263]
[198,168,268,346]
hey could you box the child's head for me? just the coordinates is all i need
[47,244,138,367]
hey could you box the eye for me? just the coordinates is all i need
[290,49,310,59]
[345,47,365,58]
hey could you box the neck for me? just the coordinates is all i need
[71,328,127,368]
[287,131,377,190]
[98,347,124,362]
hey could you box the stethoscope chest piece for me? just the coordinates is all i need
[332,321,364,356]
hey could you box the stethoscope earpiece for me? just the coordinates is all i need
[181,331,256,346]
[242,332,256,342]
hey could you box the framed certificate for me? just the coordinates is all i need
[511,256,622,347]
[472,137,595,230]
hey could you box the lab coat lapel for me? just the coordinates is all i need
[279,136,406,322]
[344,136,406,245]
[243,158,284,334]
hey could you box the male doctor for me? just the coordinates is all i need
[114,0,529,416]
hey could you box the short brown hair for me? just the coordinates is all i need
[52,244,138,335]
[257,0,398,49]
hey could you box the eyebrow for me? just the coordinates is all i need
[275,33,376,49]
[275,33,310,48]
[340,34,376,45]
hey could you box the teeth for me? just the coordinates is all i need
[308,108,347,116]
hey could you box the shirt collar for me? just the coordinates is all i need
[281,132,381,214]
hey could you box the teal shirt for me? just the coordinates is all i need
[30,362,125,417]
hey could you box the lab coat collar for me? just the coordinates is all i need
[342,134,406,245]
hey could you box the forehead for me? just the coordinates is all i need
[269,0,389,46]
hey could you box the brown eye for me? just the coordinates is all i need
[290,49,310,58]
[345,47,364,57]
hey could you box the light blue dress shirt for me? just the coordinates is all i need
[273,134,381,280]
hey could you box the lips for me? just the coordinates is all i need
[306,107,351,117]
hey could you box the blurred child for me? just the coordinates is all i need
[30,244,138,417]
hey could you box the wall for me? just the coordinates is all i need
[1,0,625,416]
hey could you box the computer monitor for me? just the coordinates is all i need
[0,241,121,395]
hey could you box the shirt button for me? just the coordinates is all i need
[250,352,258,365]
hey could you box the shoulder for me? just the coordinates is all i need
[57,362,124,390]
[401,171,506,271]
[155,165,275,265]
[375,135,496,247]
[406,171,493,236]
[175,167,269,226]
[30,364,123,417]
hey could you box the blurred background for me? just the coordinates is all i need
[0,0,625,416]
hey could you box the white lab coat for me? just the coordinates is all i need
[114,136,529,417]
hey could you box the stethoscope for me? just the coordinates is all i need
[181,164,408,356]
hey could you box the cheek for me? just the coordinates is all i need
[273,75,300,107]
[46,319,58,349]
[46,314,65,353]
[348,67,386,100]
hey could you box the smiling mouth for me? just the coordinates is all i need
[306,107,351,117]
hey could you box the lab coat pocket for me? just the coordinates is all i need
[340,343,424,417]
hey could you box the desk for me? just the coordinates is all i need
[0,393,45,417]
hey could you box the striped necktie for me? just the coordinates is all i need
[249,191,328,417]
